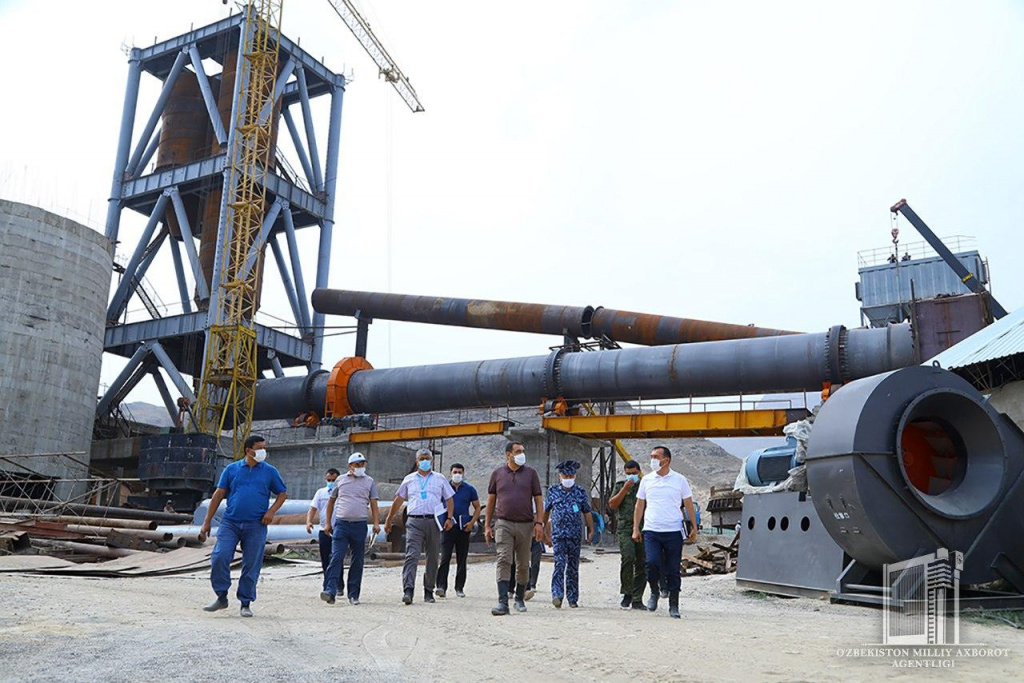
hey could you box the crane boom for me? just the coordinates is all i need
[890,199,1008,320]
[325,0,425,112]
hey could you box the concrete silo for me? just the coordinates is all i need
[0,199,111,498]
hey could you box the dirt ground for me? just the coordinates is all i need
[0,551,1021,682]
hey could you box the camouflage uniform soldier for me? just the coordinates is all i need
[543,460,594,609]
[608,459,646,610]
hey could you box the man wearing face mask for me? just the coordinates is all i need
[321,453,381,605]
[485,441,544,616]
[609,459,646,610]
[632,446,698,619]
[542,460,593,609]
[435,463,480,598]
[200,435,287,618]
[385,449,455,605]
[307,468,343,595]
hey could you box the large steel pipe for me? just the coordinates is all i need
[253,323,914,419]
[310,288,798,345]
[311,289,595,339]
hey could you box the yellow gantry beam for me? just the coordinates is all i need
[542,409,808,439]
[349,420,512,444]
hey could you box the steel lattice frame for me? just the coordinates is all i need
[195,1,284,458]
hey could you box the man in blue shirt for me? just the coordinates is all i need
[435,462,480,598]
[199,435,287,617]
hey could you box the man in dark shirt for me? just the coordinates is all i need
[485,441,543,616]
[435,462,480,598]
[199,435,287,617]
[608,459,646,610]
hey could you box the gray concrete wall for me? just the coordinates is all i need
[0,200,111,498]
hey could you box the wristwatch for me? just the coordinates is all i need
[534,521,543,526]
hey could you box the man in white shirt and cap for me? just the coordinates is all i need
[384,449,456,605]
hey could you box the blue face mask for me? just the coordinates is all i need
[326,481,336,490]
[627,474,640,483]
[418,460,432,472]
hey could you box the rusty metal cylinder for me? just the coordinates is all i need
[157,70,209,240]
[311,289,595,339]
[310,288,797,345]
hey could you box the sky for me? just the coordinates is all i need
[1,0,1023,409]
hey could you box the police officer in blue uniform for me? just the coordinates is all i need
[543,460,594,609]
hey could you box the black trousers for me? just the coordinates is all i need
[318,529,344,592]
[436,528,471,591]
[509,538,543,592]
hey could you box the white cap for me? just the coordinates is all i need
[348,453,366,464]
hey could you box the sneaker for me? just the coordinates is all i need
[348,596,360,605]
[552,597,563,609]
[455,590,466,598]
[424,589,436,604]
[402,590,413,605]
[524,588,535,601]
[203,597,228,612]
[631,601,646,610]
[320,592,336,605]
[240,604,253,618]
[620,595,631,610]
[435,588,446,598]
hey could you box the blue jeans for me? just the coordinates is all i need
[318,530,345,593]
[325,520,367,599]
[211,518,269,605]
[643,529,683,593]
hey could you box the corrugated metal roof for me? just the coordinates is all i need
[929,305,1024,370]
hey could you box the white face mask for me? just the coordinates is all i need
[253,449,267,463]
[513,453,526,466]
[452,473,464,484]
[352,466,366,477]
[650,459,661,472]
[561,478,575,488]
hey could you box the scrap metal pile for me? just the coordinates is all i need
[682,536,739,576]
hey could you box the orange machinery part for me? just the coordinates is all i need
[326,357,373,417]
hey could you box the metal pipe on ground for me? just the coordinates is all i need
[62,525,173,542]
[0,497,192,523]
[42,516,158,531]
[45,540,141,559]
[254,323,915,418]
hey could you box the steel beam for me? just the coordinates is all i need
[259,57,296,126]
[105,50,143,243]
[270,354,285,378]
[296,67,324,192]
[282,206,311,330]
[168,238,192,314]
[282,109,318,192]
[542,408,808,439]
[168,187,209,301]
[150,367,179,423]
[130,126,162,179]
[349,420,512,444]
[107,192,170,321]
[270,236,306,335]
[188,44,227,146]
[126,49,187,178]
[148,340,196,403]
[96,345,151,416]
[241,199,285,281]
[311,78,346,369]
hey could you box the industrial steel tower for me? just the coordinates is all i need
[99,8,345,454]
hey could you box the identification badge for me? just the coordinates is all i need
[421,491,427,500]
[572,503,579,513]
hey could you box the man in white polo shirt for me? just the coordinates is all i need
[632,446,697,619]
[384,449,456,605]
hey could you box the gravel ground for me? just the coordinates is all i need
[0,552,1021,682]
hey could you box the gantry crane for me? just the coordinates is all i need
[194,0,422,458]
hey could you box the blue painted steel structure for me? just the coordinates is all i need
[99,10,346,426]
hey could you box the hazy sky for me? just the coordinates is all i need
[1,0,1022,407]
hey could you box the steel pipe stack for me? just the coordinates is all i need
[253,323,915,419]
